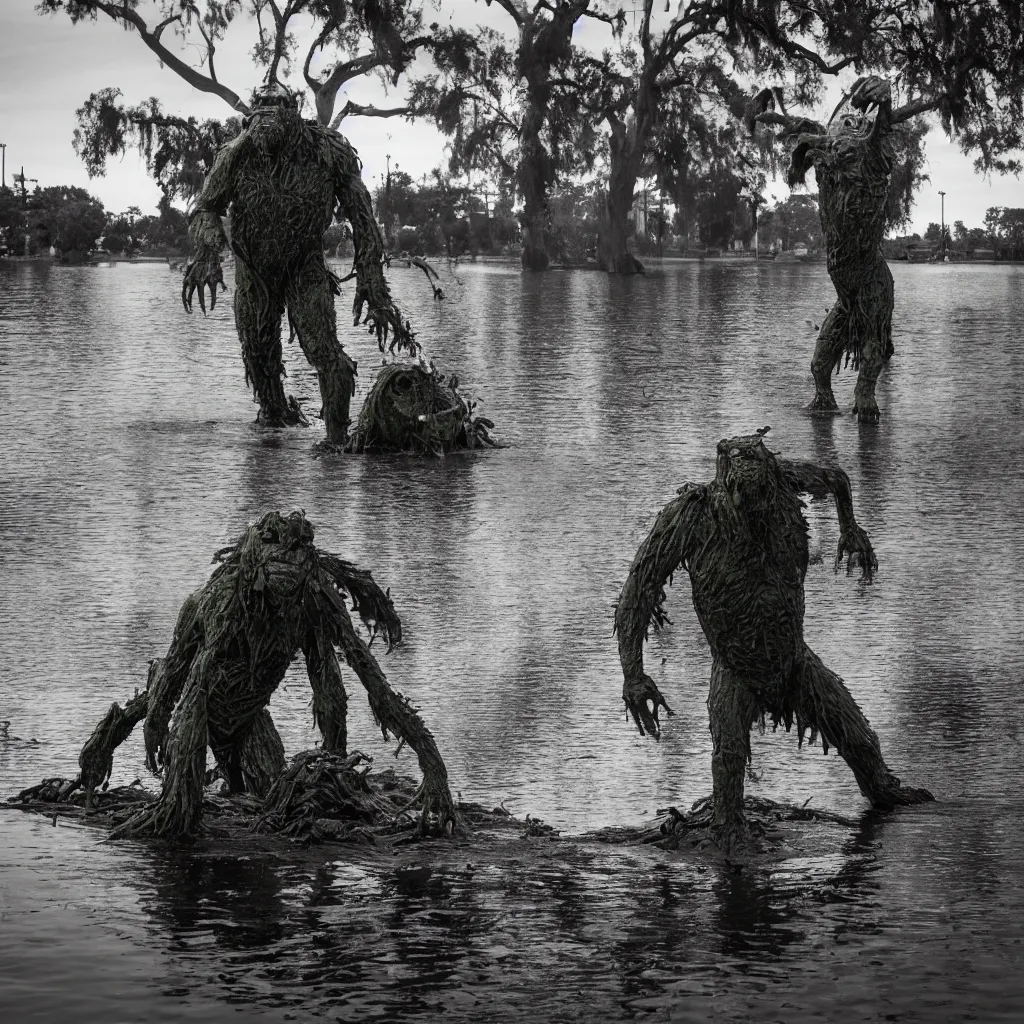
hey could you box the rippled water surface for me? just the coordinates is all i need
[2,257,1023,1021]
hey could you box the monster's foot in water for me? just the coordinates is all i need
[256,395,309,429]
[853,394,881,423]
[871,784,935,811]
[808,390,841,413]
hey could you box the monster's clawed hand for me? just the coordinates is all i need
[623,673,674,739]
[849,76,891,115]
[353,290,419,357]
[182,256,227,316]
[835,525,878,582]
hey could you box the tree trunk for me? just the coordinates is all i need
[517,93,554,271]
[599,169,645,275]
[598,112,647,275]
[513,4,583,272]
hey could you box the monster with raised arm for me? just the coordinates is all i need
[76,511,456,838]
[750,76,927,422]
[182,82,415,445]
[615,430,932,851]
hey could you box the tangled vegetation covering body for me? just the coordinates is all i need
[615,430,932,851]
[77,511,456,838]
[755,77,918,423]
[346,363,498,455]
[182,85,415,445]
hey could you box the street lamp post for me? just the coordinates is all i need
[938,190,946,257]
[0,143,6,189]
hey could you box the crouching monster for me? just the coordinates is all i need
[78,510,456,838]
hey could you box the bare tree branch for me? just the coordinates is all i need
[90,1,249,113]
[891,95,943,124]
[484,0,526,26]
[330,102,411,129]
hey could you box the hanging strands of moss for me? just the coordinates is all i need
[45,510,455,840]
[346,363,499,455]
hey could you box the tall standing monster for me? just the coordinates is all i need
[750,76,926,422]
[615,430,933,851]
[182,82,415,445]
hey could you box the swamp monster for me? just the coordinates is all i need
[182,82,415,445]
[751,76,924,422]
[615,429,933,851]
[345,363,498,455]
[77,510,457,838]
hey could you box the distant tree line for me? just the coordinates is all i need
[36,2,1024,275]
[0,183,188,259]
[883,207,1024,260]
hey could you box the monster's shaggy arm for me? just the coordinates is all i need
[182,135,245,314]
[330,603,457,832]
[324,131,417,356]
[615,484,708,738]
[143,591,204,773]
[780,459,878,582]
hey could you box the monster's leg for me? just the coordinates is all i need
[809,303,848,412]
[304,631,349,756]
[795,646,933,808]
[237,710,286,798]
[852,257,894,423]
[285,256,357,446]
[234,259,306,428]
[113,653,213,838]
[707,660,761,841]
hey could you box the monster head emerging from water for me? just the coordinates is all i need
[345,364,498,455]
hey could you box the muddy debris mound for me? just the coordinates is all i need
[8,752,544,849]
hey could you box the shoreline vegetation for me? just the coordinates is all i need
[2,251,1019,268]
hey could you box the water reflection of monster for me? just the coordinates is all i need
[615,430,933,851]
[753,77,909,422]
[77,511,456,838]
[182,82,415,445]
[346,364,498,455]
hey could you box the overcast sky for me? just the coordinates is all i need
[1,0,1020,235]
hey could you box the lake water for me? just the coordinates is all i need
[1,257,1022,1021]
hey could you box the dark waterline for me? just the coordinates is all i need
[1,258,1022,1021]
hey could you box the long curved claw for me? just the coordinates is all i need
[354,296,419,357]
[181,257,224,317]
[397,774,458,836]
[850,75,891,112]
[623,673,674,739]
[835,526,878,583]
